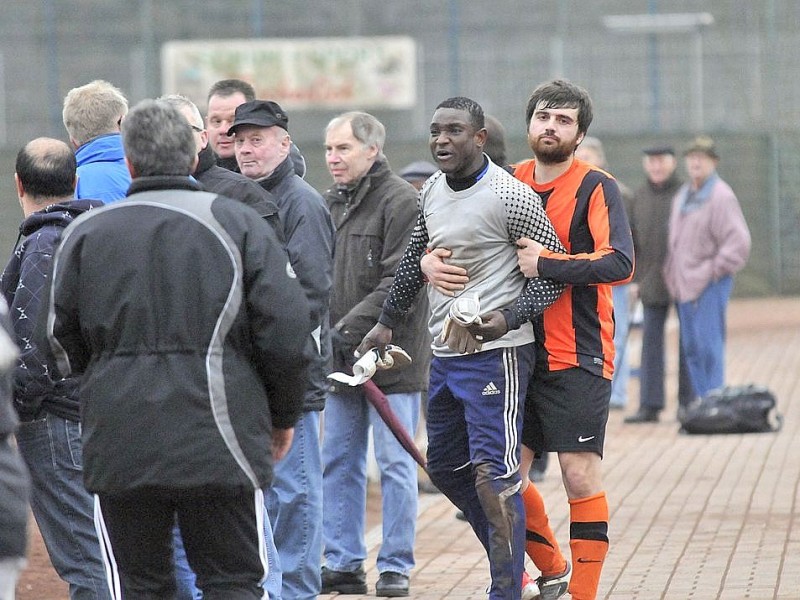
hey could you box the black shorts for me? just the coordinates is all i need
[522,364,611,457]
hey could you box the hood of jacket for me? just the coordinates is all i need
[195,144,218,177]
[20,199,102,237]
[257,155,295,192]
[75,133,125,166]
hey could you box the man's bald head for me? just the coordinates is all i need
[15,138,77,204]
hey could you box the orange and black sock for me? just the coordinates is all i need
[568,491,609,600]
[521,483,567,576]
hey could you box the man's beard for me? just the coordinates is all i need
[531,136,578,165]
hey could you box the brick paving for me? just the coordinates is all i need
[331,296,800,600]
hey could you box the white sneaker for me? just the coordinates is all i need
[535,561,571,600]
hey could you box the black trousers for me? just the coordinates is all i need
[640,304,694,411]
[96,485,265,600]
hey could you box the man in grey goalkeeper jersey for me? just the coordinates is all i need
[357,97,565,600]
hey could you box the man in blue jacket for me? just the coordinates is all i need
[62,79,131,203]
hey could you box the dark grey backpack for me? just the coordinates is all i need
[679,384,782,435]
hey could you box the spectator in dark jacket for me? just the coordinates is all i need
[206,78,307,177]
[398,160,437,192]
[42,99,311,599]
[320,111,430,598]
[624,145,694,424]
[0,297,29,600]
[230,99,335,600]
[0,138,109,599]
[163,94,283,239]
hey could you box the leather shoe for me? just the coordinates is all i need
[321,566,367,595]
[376,571,409,597]
[624,408,660,423]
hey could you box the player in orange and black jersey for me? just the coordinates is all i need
[513,154,632,381]
[511,80,633,600]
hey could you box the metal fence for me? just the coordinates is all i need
[0,0,798,293]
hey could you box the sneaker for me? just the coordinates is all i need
[376,571,409,597]
[521,571,540,600]
[535,561,570,600]
[321,566,368,595]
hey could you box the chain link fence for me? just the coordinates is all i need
[0,1,798,293]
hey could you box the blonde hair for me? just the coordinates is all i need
[62,80,128,146]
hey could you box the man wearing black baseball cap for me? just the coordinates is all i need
[228,99,289,134]
[624,144,695,424]
[230,98,335,600]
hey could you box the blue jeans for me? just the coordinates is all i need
[610,284,630,407]
[174,508,278,600]
[677,276,734,398]
[264,410,323,600]
[173,523,202,600]
[15,414,110,600]
[174,413,322,600]
[322,388,420,575]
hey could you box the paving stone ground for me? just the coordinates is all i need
[18,296,800,600]
[334,296,800,600]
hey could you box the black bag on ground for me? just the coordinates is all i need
[679,384,782,434]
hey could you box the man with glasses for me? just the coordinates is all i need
[162,94,282,238]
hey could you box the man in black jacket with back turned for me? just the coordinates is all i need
[41,99,311,599]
